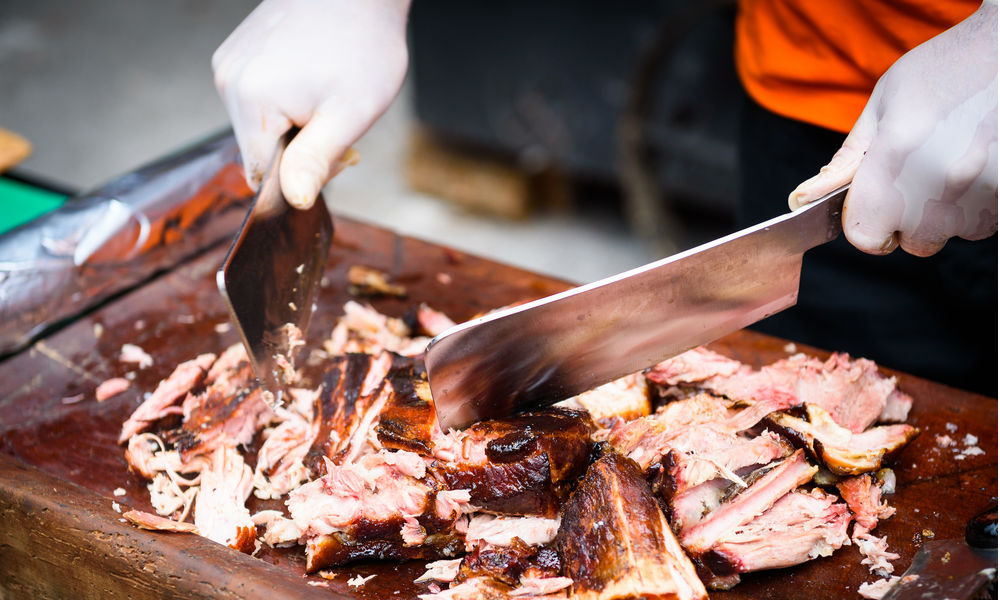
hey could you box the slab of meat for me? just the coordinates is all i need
[766,404,919,476]
[555,451,708,600]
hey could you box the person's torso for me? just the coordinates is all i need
[735,0,980,133]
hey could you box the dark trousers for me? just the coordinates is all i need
[739,94,998,396]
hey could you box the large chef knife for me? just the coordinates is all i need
[882,508,997,599]
[217,129,332,404]
[426,185,848,430]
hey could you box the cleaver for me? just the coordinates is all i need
[217,129,333,404]
[426,185,848,430]
[882,507,998,599]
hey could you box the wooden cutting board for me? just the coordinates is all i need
[0,209,996,599]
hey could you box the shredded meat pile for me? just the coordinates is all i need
[116,299,918,598]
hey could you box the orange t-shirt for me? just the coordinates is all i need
[735,0,979,133]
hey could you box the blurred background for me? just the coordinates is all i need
[0,0,741,284]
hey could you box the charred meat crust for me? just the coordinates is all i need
[307,530,464,571]
[432,408,595,517]
[691,552,742,590]
[436,452,557,516]
[375,356,437,454]
[556,452,708,600]
[169,384,264,459]
[305,353,384,472]
[453,539,561,588]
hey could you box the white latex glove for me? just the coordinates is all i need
[788,1,998,256]
[213,0,411,209]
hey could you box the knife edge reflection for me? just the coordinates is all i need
[426,185,848,430]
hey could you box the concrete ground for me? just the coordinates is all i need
[0,0,657,284]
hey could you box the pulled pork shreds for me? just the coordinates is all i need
[507,575,574,597]
[556,372,651,428]
[119,300,920,595]
[648,348,912,433]
[852,524,900,575]
[837,474,896,530]
[118,353,215,443]
[858,576,901,599]
[416,303,457,337]
[96,377,131,402]
[348,264,408,298]
[120,343,154,368]
[347,574,376,588]
[123,509,199,533]
[416,559,464,584]
[464,515,562,551]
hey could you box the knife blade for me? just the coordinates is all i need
[425,185,848,430]
[882,508,998,600]
[217,129,333,404]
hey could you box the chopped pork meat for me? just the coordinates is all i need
[347,264,407,298]
[305,352,394,472]
[709,488,851,574]
[416,558,464,583]
[508,575,574,597]
[680,451,818,554]
[443,538,562,593]
[253,403,318,499]
[325,301,430,357]
[858,576,901,599]
[285,450,470,571]
[556,372,651,428]
[852,524,900,575]
[767,404,919,476]
[123,509,199,533]
[429,408,595,517]
[646,346,744,388]
[118,300,920,594]
[118,353,215,443]
[556,452,708,600]
[193,446,256,553]
[649,349,912,432]
[120,343,154,368]
[170,385,273,462]
[376,356,439,455]
[464,515,561,551]
[96,377,131,402]
[837,474,896,530]
[416,303,457,337]
[205,343,247,382]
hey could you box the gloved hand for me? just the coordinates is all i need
[212,0,411,209]
[788,1,998,256]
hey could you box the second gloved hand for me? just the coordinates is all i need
[788,1,998,256]
[213,0,411,209]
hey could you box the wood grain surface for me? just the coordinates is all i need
[1,215,996,599]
